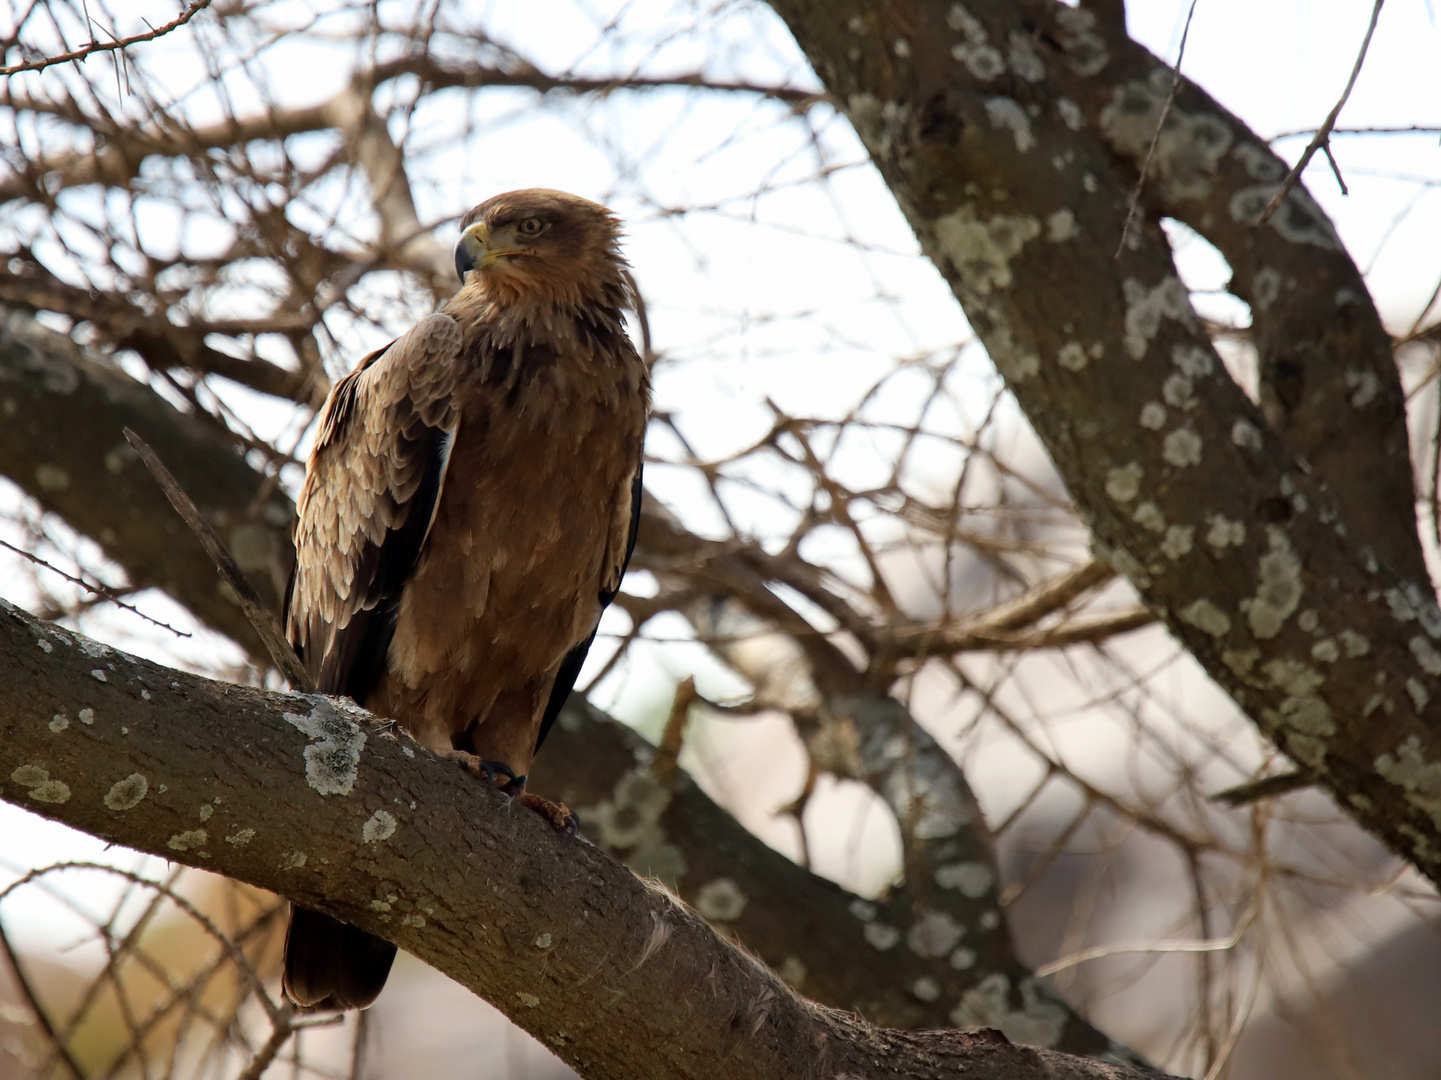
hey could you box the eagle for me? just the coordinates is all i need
[280,189,650,1011]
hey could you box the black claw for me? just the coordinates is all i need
[470,759,517,786]
[501,773,529,798]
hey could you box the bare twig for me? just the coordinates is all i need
[0,537,191,637]
[1116,0,1200,256]
[1210,770,1314,807]
[121,428,313,692]
[0,917,87,1080]
[1255,0,1385,224]
[0,0,213,76]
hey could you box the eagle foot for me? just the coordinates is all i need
[515,790,580,836]
[443,751,517,789]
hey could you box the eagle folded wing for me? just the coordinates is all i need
[288,312,466,701]
[533,462,643,753]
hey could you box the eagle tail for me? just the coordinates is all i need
[282,905,397,1011]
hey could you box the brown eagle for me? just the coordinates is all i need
[281,189,650,1010]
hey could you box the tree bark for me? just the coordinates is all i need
[0,599,1167,1080]
[0,304,1143,1061]
[762,0,1441,887]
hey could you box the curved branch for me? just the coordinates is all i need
[763,0,1441,886]
[0,601,1165,1080]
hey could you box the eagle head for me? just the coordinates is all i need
[454,189,627,306]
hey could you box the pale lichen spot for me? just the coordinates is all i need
[1340,630,1370,658]
[1410,636,1441,677]
[91,669,107,682]
[1407,679,1430,711]
[1099,80,1233,201]
[844,94,912,161]
[950,946,977,970]
[1105,462,1143,503]
[931,207,1041,296]
[1246,527,1302,639]
[849,898,878,922]
[1311,639,1340,663]
[1158,527,1193,559]
[168,829,207,852]
[370,899,392,912]
[1252,267,1283,312]
[985,97,1035,152]
[864,922,901,950]
[1232,419,1263,450]
[226,828,255,845]
[516,992,540,1008]
[696,877,748,921]
[1222,649,1260,679]
[285,697,368,797]
[978,910,1001,930]
[949,973,1066,1048]
[912,976,942,1002]
[104,773,148,811]
[1375,736,1441,830]
[11,764,71,804]
[1045,208,1078,243]
[935,861,996,898]
[908,910,964,958]
[1139,402,1166,429]
[1181,599,1231,638]
[534,932,553,949]
[1345,369,1380,409]
[401,913,425,928]
[1133,502,1165,533]
[1232,142,1285,182]
[1206,515,1246,550]
[199,804,213,822]
[362,808,397,844]
[1058,341,1089,371]
[1082,172,1099,193]
[1122,277,1193,359]
[1162,373,1196,410]
[1163,428,1203,468]
[893,38,911,58]
[282,851,307,869]
[1006,32,1045,80]
[1057,97,1083,131]
[35,464,70,492]
[1230,184,1341,249]
[1297,609,1319,633]
[1053,6,1108,75]
[78,708,94,724]
[980,323,1041,384]
[48,714,68,733]
[36,637,52,654]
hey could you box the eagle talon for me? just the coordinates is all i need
[444,750,517,789]
[517,791,580,835]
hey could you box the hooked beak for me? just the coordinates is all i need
[454,222,490,282]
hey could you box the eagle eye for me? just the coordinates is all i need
[516,216,546,236]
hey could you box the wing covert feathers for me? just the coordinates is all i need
[288,312,465,695]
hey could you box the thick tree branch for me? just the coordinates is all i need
[0,308,292,655]
[0,601,1165,1080]
[762,0,1441,885]
[1018,0,1425,583]
[0,305,1143,1059]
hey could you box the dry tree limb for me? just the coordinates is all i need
[121,428,312,692]
[1255,0,1386,224]
[0,601,1170,1080]
[0,0,213,77]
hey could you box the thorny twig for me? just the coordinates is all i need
[1116,0,1200,257]
[0,0,213,76]
[1255,0,1386,224]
